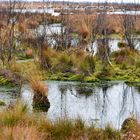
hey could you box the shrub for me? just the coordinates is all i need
[120,63,127,70]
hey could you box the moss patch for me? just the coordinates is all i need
[0,100,6,106]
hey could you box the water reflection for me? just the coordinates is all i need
[75,86,94,97]
[34,24,140,53]
[44,81,140,129]
[0,81,140,129]
[0,86,20,106]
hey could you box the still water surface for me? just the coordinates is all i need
[35,24,140,53]
[1,81,140,129]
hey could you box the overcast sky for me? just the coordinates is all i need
[24,0,139,3]
[0,0,139,3]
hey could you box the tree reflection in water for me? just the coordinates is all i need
[74,84,95,97]
[45,81,140,129]
[118,83,140,128]
[58,84,68,118]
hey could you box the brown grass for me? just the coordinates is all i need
[2,102,140,140]
[0,124,45,140]
[30,77,47,96]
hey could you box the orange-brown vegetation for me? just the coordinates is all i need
[65,14,140,36]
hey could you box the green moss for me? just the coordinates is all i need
[68,74,83,81]
[96,33,122,39]
[84,75,98,82]
[0,76,10,86]
[0,100,6,106]
[42,66,140,83]
[71,32,78,37]
[109,33,122,39]
[17,48,140,83]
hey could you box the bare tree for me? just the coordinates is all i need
[50,0,73,51]
[33,0,51,69]
[120,1,138,50]
[96,2,112,67]
[0,0,25,66]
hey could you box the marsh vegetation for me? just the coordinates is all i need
[0,0,140,139]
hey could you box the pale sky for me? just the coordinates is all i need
[0,0,139,3]
[26,0,140,3]
[34,0,140,3]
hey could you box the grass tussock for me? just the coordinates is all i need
[0,124,45,140]
[28,75,47,96]
[40,48,95,76]
[0,101,28,127]
[20,60,47,96]
[14,45,140,83]
[24,64,50,111]
[10,45,140,83]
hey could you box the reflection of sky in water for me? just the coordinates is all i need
[13,8,140,15]
[14,8,60,16]
[25,81,140,129]
[34,24,140,53]
[1,81,140,129]
[91,39,120,54]
[36,24,64,36]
